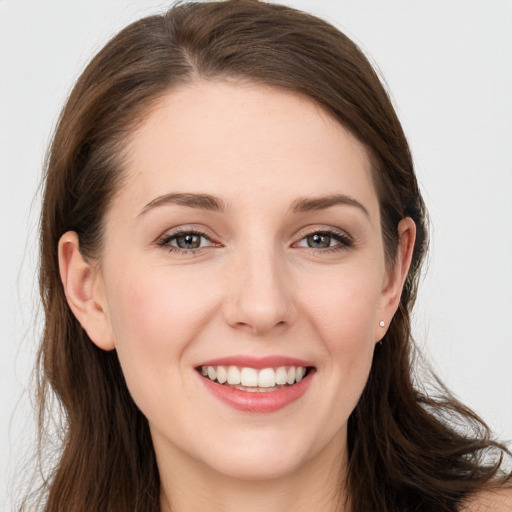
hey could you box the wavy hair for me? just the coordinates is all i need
[22,1,511,510]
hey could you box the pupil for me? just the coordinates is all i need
[308,233,330,248]
[177,233,200,249]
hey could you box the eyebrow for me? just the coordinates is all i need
[138,192,226,217]
[138,192,369,218]
[290,194,369,216]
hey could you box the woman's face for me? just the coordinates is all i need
[71,81,411,481]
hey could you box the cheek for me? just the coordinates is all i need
[304,269,382,346]
[300,268,381,394]
[106,264,219,346]
[102,264,221,403]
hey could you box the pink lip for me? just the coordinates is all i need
[196,356,315,413]
[197,355,313,369]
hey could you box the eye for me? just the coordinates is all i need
[158,230,214,252]
[295,230,352,250]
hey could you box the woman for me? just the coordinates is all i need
[22,1,511,511]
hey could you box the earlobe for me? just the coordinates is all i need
[376,218,416,342]
[58,231,115,351]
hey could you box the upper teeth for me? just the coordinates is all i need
[201,365,306,388]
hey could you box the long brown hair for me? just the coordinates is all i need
[24,1,511,510]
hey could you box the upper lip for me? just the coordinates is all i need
[196,355,314,369]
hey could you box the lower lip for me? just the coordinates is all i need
[199,371,314,413]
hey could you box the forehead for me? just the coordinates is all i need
[116,80,378,218]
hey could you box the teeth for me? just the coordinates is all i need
[258,368,276,388]
[241,367,258,386]
[276,367,288,385]
[227,366,241,385]
[207,366,217,381]
[200,365,309,389]
[216,365,227,384]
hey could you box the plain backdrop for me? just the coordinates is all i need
[1,0,511,508]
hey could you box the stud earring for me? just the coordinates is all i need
[379,320,385,327]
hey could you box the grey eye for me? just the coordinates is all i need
[305,233,334,248]
[295,230,352,251]
[173,233,204,249]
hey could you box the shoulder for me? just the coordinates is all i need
[460,486,512,512]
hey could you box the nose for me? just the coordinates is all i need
[223,247,296,335]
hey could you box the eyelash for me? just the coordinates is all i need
[294,228,354,253]
[158,229,217,254]
[157,228,353,254]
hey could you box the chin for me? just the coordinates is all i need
[205,446,308,481]
[194,425,340,482]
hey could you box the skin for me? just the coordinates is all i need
[59,81,417,512]
[461,489,512,512]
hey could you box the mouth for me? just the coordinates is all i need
[198,364,313,392]
[195,361,315,413]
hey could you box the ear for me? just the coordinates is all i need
[58,231,115,351]
[375,217,416,342]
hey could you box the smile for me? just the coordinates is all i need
[200,365,308,391]
[196,358,315,413]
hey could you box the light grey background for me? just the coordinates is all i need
[1,0,511,508]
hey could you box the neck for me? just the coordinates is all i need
[156,433,350,512]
